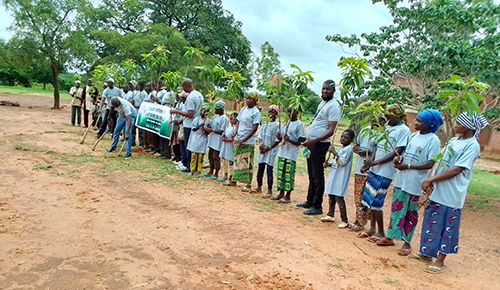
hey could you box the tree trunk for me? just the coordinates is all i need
[51,60,60,109]
[43,82,46,90]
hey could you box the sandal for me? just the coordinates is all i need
[376,238,395,246]
[398,248,412,256]
[367,236,382,243]
[210,176,218,180]
[201,173,211,178]
[357,232,372,238]
[424,265,446,274]
[277,198,291,204]
[349,225,364,232]
[408,254,432,262]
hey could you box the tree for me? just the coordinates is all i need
[254,41,284,92]
[4,0,97,109]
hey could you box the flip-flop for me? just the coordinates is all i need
[424,265,446,274]
[277,198,291,204]
[201,173,211,178]
[398,248,412,256]
[376,238,395,246]
[349,225,364,232]
[210,176,218,180]
[217,178,226,182]
[367,236,381,243]
[408,254,432,262]
[357,232,372,238]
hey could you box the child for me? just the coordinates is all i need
[220,113,238,186]
[186,109,208,176]
[350,125,377,232]
[274,108,306,203]
[412,112,488,274]
[204,101,229,180]
[385,109,443,255]
[358,104,411,243]
[256,105,280,197]
[321,130,355,229]
[233,93,262,192]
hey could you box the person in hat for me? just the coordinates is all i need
[382,109,443,253]
[233,93,261,192]
[97,78,123,138]
[203,100,229,180]
[412,112,488,274]
[69,80,83,126]
[357,104,411,244]
[256,105,280,198]
[297,80,341,215]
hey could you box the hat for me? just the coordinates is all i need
[75,80,81,85]
[107,78,115,83]
[215,100,226,110]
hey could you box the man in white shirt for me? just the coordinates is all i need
[69,80,83,126]
[298,79,341,215]
[108,97,137,157]
[170,79,204,172]
[97,78,123,138]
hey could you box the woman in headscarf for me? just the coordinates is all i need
[412,112,488,274]
[382,109,444,254]
[357,104,412,243]
[233,93,262,192]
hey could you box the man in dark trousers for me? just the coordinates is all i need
[298,80,341,215]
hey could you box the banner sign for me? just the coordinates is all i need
[135,102,173,139]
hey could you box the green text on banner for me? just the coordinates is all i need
[135,102,173,139]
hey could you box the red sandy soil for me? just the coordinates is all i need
[0,93,499,290]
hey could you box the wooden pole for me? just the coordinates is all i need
[91,132,106,151]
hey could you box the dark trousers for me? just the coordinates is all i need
[173,144,181,161]
[138,129,145,147]
[152,134,160,152]
[83,109,90,127]
[97,109,110,136]
[71,106,81,125]
[208,148,221,171]
[306,142,330,210]
[182,127,192,168]
[257,163,273,190]
[180,140,187,165]
[328,195,348,223]
[160,137,171,158]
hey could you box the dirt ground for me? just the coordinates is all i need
[1,93,499,290]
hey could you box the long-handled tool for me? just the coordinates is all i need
[92,130,107,151]
[117,141,126,156]
[80,112,100,144]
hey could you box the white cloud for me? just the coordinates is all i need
[223,0,394,92]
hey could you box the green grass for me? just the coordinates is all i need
[469,169,500,198]
[33,164,52,170]
[0,84,71,99]
[13,143,38,152]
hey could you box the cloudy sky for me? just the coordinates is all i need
[0,0,393,93]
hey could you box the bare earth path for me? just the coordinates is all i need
[0,94,499,290]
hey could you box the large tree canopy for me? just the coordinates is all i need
[4,0,97,108]
[254,41,284,92]
[327,0,500,108]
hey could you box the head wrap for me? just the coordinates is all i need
[247,93,259,102]
[417,109,444,133]
[215,100,226,110]
[385,104,407,124]
[268,104,280,113]
[457,112,489,139]
[107,78,115,84]
[75,80,81,85]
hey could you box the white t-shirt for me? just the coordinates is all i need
[354,126,377,176]
[307,99,341,143]
[220,126,236,162]
[134,90,147,108]
[124,91,134,103]
[161,91,176,106]
[184,90,204,129]
[325,145,353,197]
[116,97,137,117]
[174,102,185,123]
[430,137,480,209]
[236,106,261,145]
[257,121,280,166]
[102,87,123,110]
[370,124,411,180]
[277,120,306,162]
[207,114,229,151]
[186,116,208,154]
[394,133,441,196]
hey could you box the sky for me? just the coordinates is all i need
[0,0,394,93]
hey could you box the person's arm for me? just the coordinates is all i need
[394,159,435,171]
[365,146,404,168]
[234,124,258,147]
[422,166,465,193]
[124,115,132,140]
[302,121,338,148]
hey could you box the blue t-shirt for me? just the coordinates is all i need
[354,126,377,176]
[184,90,204,129]
[394,133,441,196]
[370,124,411,180]
[430,137,480,209]
[102,87,123,110]
[186,116,208,154]
[277,120,306,162]
[257,121,280,166]
[207,114,229,151]
[235,106,261,145]
[325,145,353,197]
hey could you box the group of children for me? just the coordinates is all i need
[73,77,489,275]
[320,104,489,275]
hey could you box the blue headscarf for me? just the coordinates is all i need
[417,109,444,133]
